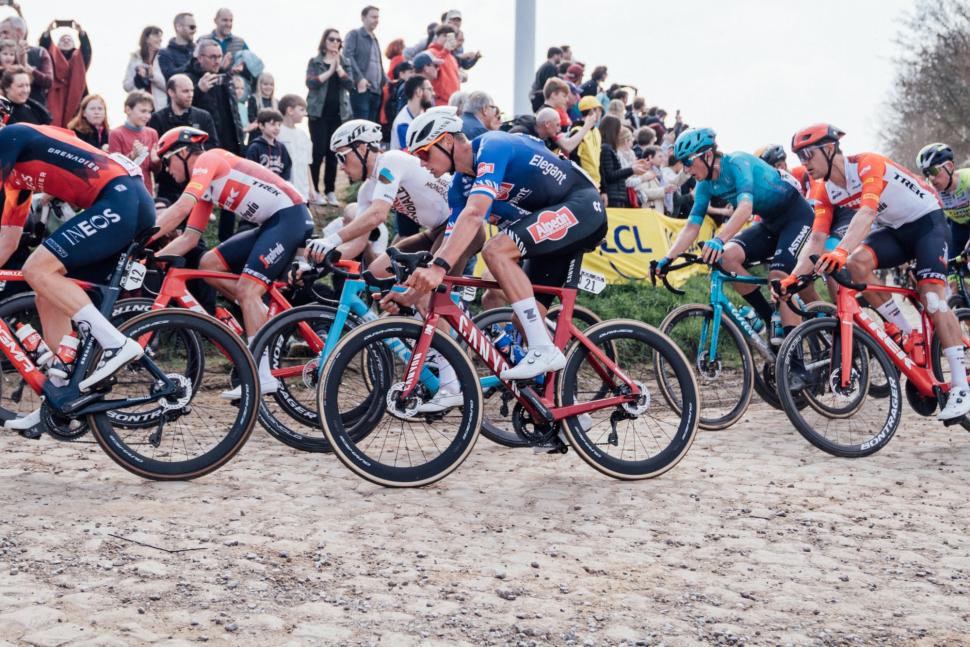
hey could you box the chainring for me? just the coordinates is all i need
[511,403,559,444]
[41,402,90,441]
[905,379,938,416]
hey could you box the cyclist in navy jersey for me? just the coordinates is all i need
[396,106,607,380]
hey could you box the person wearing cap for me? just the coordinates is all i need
[426,25,461,107]
[442,10,481,71]
[568,96,604,190]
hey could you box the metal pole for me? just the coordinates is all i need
[513,0,536,116]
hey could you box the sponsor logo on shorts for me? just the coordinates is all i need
[259,242,287,269]
[46,239,68,259]
[58,208,122,247]
[527,207,578,243]
[477,162,494,175]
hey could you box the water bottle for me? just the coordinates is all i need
[770,310,783,343]
[737,306,765,333]
[15,323,52,363]
[48,333,79,380]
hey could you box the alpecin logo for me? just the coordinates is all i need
[527,207,578,243]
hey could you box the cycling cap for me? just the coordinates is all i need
[757,144,787,166]
[916,143,953,173]
[0,96,11,125]
[791,123,844,152]
[406,106,463,153]
[673,127,717,163]
[330,119,383,150]
[157,126,209,159]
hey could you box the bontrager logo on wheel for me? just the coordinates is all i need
[527,207,578,243]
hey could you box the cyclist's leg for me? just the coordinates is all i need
[824,207,856,299]
[200,227,260,302]
[768,217,815,326]
[849,228,910,311]
[725,223,776,327]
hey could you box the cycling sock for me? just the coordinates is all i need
[72,304,127,349]
[511,297,552,349]
[742,290,774,326]
[257,352,275,383]
[877,299,913,335]
[944,346,969,390]
[428,350,459,393]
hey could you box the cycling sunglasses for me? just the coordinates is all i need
[681,151,706,168]
[923,165,943,178]
[795,146,821,163]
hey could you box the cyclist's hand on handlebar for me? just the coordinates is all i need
[651,257,671,282]
[404,265,447,295]
[773,274,800,299]
[816,247,848,275]
[379,288,421,315]
[701,237,724,264]
[287,256,313,285]
[306,234,342,264]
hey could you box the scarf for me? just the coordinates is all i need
[47,44,88,128]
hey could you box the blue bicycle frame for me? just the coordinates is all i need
[700,268,776,364]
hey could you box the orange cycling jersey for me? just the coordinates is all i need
[183,149,304,231]
[0,123,132,228]
[810,152,942,234]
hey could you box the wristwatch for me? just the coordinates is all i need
[432,257,452,273]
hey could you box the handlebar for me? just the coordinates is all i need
[808,254,867,291]
[649,252,736,295]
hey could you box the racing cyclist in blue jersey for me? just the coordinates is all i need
[654,128,819,339]
[392,106,607,380]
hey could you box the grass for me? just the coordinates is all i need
[577,274,713,327]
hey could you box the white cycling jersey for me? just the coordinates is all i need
[356,151,451,229]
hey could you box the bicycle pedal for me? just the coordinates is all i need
[942,416,965,427]
[19,422,46,440]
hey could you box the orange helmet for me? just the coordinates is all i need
[791,123,844,152]
[157,126,209,159]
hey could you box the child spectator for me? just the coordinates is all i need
[233,74,258,143]
[540,77,571,129]
[245,109,291,180]
[67,94,110,150]
[255,72,278,111]
[0,39,16,71]
[108,90,159,194]
[276,94,318,204]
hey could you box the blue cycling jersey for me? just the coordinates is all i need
[688,151,797,225]
[447,131,595,226]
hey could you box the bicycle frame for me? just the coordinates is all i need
[154,268,294,329]
[703,269,774,363]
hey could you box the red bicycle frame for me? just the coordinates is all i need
[399,275,640,422]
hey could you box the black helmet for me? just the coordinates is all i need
[757,144,787,167]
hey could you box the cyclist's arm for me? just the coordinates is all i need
[791,231,827,276]
[152,194,198,240]
[713,197,753,242]
[664,222,702,261]
[834,206,877,256]
[432,194,490,268]
[0,186,29,267]
[156,225,203,259]
[335,198,392,243]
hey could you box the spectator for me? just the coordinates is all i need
[68,94,110,150]
[390,75,432,150]
[0,39,16,71]
[0,16,52,107]
[277,94,318,204]
[108,90,159,194]
[306,27,352,207]
[644,106,666,140]
[404,22,437,59]
[148,73,219,202]
[1,66,50,124]
[606,98,625,121]
[444,10,480,70]
[159,12,196,80]
[412,50,440,82]
[635,125,657,156]
[540,77,571,129]
[208,8,249,59]
[384,60,412,122]
[461,90,498,139]
[662,152,691,217]
[568,96,604,191]
[630,144,674,212]
[245,109,291,180]
[598,115,648,208]
[560,44,573,62]
[564,64,583,86]
[385,38,406,78]
[628,96,646,129]
[123,26,167,110]
[427,25,460,106]
[381,38,405,129]
[580,65,606,97]
[233,74,258,142]
[38,21,91,128]
[448,89,467,116]
[530,46,563,111]
[344,5,386,122]
[538,105,595,158]
[254,72,277,110]
[184,38,244,154]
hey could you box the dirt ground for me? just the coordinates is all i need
[1,397,968,647]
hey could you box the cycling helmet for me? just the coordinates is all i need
[406,106,463,153]
[0,96,11,125]
[330,119,383,151]
[916,143,953,173]
[673,127,716,163]
[790,123,844,152]
[157,126,209,159]
[757,144,787,167]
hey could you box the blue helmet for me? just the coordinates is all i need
[674,127,717,163]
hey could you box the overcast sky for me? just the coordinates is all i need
[12,0,912,164]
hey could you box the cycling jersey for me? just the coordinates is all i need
[789,165,813,199]
[356,150,450,229]
[687,152,798,225]
[810,152,941,232]
[938,168,970,225]
[183,149,304,231]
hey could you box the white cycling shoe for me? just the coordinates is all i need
[220,377,279,400]
[4,408,41,431]
[416,390,464,413]
[500,346,566,381]
[79,339,144,391]
[938,388,970,421]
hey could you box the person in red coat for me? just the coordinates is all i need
[426,25,460,106]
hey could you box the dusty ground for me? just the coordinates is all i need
[1,398,969,647]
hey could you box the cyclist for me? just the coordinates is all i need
[654,128,817,340]
[787,123,970,420]
[917,143,970,255]
[151,126,314,397]
[396,106,607,380]
[0,118,155,430]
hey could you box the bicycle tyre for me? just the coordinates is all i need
[0,292,42,422]
[930,307,970,431]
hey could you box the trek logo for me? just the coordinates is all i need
[892,171,927,199]
[477,162,495,175]
[59,208,122,246]
[218,179,251,210]
[858,310,916,370]
[528,154,567,185]
[527,207,578,243]
[259,242,286,269]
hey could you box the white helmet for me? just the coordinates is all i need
[330,119,383,150]
[406,106,463,152]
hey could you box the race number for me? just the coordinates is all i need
[578,269,607,294]
[122,261,147,291]
[461,285,478,301]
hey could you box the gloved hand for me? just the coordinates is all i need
[816,247,848,274]
[306,233,343,263]
[287,255,313,285]
[776,273,800,298]
[701,237,724,264]
[651,256,672,283]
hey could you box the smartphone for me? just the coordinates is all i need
[54,19,74,28]
[212,73,226,85]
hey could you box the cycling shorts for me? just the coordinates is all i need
[43,176,156,283]
[502,185,607,307]
[395,211,421,239]
[212,203,314,285]
[949,219,970,255]
[824,207,856,252]
[394,223,485,277]
[862,209,949,285]
[729,192,813,272]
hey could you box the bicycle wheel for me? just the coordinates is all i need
[249,304,370,453]
[110,297,155,325]
[86,310,259,480]
[318,317,482,487]
[658,304,753,430]
[775,317,901,457]
[930,307,970,431]
[558,320,699,479]
[0,292,42,421]
[547,303,601,331]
